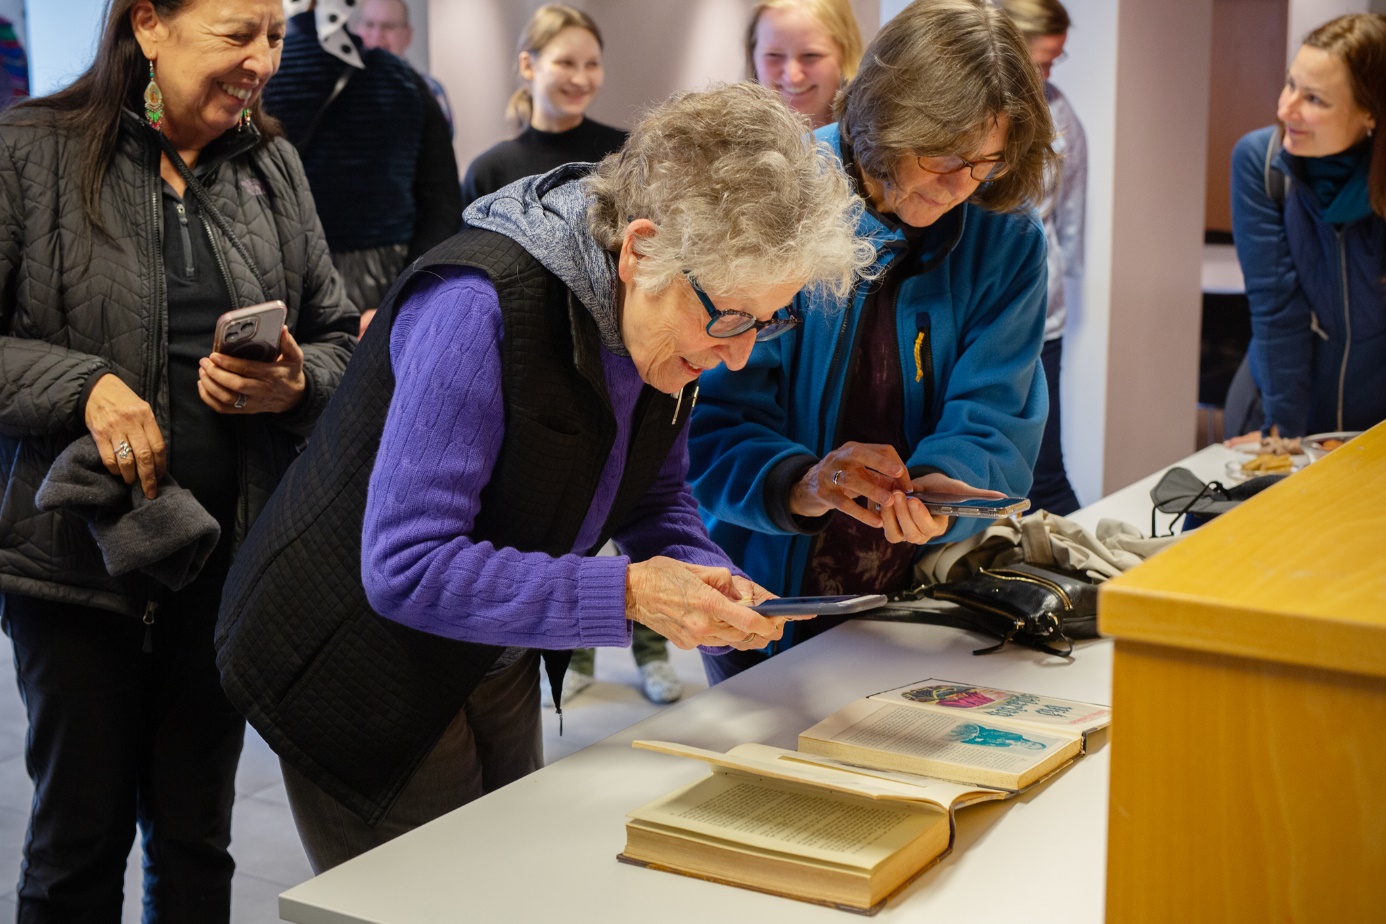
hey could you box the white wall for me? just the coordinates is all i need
[1287,0,1369,63]
[1058,0,1214,499]
[27,0,105,97]
[1047,0,1117,504]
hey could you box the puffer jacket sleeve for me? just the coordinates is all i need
[1230,127,1313,436]
[270,142,358,439]
[0,128,112,437]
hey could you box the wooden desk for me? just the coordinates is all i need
[278,447,1237,923]
[1102,424,1386,923]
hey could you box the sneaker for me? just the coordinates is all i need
[561,669,594,704]
[639,660,684,705]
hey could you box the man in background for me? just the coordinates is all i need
[355,0,454,136]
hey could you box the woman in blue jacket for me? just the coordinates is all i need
[689,0,1055,683]
[1228,13,1386,441]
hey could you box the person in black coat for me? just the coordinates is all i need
[0,0,356,919]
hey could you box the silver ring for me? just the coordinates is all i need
[116,440,132,462]
[831,469,844,486]
[234,393,248,409]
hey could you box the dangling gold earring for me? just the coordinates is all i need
[144,60,164,130]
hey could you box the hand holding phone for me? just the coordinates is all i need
[213,300,287,362]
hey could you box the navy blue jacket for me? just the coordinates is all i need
[1231,126,1386,436]
[264,15,448,255]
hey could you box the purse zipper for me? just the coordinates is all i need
[986,568,1073,611]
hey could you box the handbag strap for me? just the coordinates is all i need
[151,129,268,302]
[297,63,356,155]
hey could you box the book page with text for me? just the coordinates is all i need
[628,773,944,869]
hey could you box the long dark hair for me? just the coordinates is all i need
[1303,14,1386,218]
[8,0,280,228]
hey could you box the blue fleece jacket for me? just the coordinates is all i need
[1230,126,1386,437]
[689,123,1048,612]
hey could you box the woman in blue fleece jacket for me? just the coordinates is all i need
[689,0,1056,683]
[1228,13,1386,441]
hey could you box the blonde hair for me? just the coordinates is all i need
[506,4,604,132]
[745,0,864,83]
[586,83,875,299]
[840,0,1055,213]
[998,0,1071,40]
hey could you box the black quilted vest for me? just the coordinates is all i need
[215,227,691,824]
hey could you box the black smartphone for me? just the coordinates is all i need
[749,594,887,617]
[909,491,1031,518]
[213,300,287,362]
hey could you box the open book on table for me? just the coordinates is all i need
[619,679,1110,915]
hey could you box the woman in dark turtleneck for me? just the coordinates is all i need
[1228,13,1386,441]
[459,4,625,209]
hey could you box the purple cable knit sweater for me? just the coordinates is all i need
[361,267,737,649]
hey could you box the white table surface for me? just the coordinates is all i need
[278,445,1238,924]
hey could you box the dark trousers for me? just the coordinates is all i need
[2,576,245,923]
[281,649,542,874]
[1028,337,1081,516]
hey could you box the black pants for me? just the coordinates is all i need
[1028,336,1081,516]
[2,571,244,923]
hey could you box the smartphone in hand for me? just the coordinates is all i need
[213,300,287,362]
[909,492,1030,518]
[749,594,887,617]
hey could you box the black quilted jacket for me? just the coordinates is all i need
[0,107,358,617]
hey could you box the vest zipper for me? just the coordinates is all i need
[1335,227,1350,431]
[174,201,195,277]
[141,600,158,654]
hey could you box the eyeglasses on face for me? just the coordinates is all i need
[915,152,1010,182]
[686,274,801,342]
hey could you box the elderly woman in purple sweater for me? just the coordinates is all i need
[217,82,874,871]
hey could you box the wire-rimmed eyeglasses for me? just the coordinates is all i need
[915,153,1010,182]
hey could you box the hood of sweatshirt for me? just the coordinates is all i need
[463,162,627,356]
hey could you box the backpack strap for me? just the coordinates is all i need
[1264,125,1289,207]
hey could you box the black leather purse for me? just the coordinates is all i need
[873,562,1099,657]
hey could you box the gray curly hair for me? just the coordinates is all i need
[586,82,875,299]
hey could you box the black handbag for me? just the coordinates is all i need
[872,562,1098,658]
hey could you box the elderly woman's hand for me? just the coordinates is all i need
[788,441,913,527]
[627,557,788,651]
[84,374,167,500]
[198,326,307,415]
[879,471,1005,545]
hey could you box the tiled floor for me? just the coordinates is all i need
[0,639,708,921]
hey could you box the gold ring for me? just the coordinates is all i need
[742,632,756,643]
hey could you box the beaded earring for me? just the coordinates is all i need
[143,61,163,130]
[240,107,253,130]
